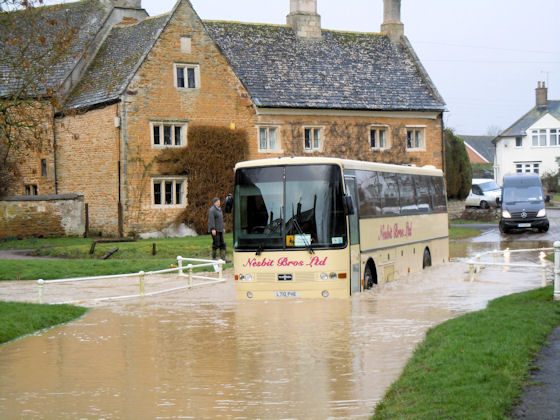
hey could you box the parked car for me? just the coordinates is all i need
[499,173,549,233]
[465,179,502,208]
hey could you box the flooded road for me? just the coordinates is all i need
[0,212,557,418]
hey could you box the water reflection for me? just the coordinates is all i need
[0,241,553,418]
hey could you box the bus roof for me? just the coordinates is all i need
[234,156,443,177]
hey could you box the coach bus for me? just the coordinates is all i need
[226,157,448,299]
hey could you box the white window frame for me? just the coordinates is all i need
[151,177,187,208]
[150,122,187,148]
[515,162,540,175]
[530,129,560,147]
[406,127,426,151]
[303,127,323,152]
[174,63,200,89]
[257,126,281,153]
[370,125,389,150]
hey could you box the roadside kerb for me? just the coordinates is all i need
[37,256,226,305]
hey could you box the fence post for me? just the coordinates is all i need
[177,256,184,277]
[554,241,560,301]
[37,279,44,304]
[188,264,193,288]
[139,271,145,296]
[469,263,475,282]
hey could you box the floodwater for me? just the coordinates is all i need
[0,223,556,418]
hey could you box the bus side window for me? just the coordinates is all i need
[355,170,380,217]
[379,172,400,216]
[431,176,447,212]
[415,175,433,213]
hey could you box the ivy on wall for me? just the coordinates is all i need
[157,126,248,234]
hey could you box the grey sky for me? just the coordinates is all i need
[55,0,560,135]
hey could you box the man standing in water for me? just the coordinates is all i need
[208,197,229,262]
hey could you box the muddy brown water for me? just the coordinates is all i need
[0,237,554,418]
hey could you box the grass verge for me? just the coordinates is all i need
[449,226,482,240]
[0,235,233,280]
[0,301,87,344]
[372,286,560,419]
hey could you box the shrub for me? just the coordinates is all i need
[445,129,472,199]
[158,126,248,234]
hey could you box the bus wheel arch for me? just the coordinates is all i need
[422,247,432,269]
[364,259,378,290]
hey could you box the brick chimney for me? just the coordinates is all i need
[287,0,322,39]
[381,0,404,42]
[536,81,548,108]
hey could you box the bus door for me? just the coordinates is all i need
[344,176,361,294]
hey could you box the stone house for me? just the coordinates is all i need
[2,0,446,237]
[493,82,560,185]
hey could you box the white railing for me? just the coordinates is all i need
[467,247,551,288]
[37,256,226,305]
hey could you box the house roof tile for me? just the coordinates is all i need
[204,21,446,111]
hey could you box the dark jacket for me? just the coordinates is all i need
[208,205,224,233]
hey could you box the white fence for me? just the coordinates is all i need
[467,242,560,301]
[37,256,226,305]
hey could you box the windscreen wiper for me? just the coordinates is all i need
[291,217,314,255]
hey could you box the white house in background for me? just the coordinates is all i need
[493,82,560,185]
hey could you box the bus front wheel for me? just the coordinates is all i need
[364,263,377,290]
[422,248,432,269]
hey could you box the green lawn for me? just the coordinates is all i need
[0,301,87,344]
[449,226,482,240]
[0,235,233,280]
[373,286,560,419]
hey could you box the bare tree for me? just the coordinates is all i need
[0,0,78,175]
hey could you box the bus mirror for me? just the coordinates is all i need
[225,194,233,213]
[343,195,354,216]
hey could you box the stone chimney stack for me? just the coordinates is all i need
[381,0,404,42]
[287,0,322,39]
[536,81,548,108]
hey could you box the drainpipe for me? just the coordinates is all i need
[117,101,124,238]
[52,105,59,195]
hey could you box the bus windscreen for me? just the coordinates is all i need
[233,165,347,251]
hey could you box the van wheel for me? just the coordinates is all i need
[499,222,509,234]
[480,200,489,209]
[422,248,432,269]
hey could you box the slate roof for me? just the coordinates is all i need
[461,135,494,163]
[204,21,446,111]
[498,101,560,138]
[0,0,109,97]
[64,14,170,110]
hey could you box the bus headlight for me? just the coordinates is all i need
[320,272,328,281]
[245,274,253,282]
[322,290,329,298]
[247,291,254,299]
[537,208,546,218]
[502,210,512,219]
[239,274,245,281]
[329,272,337,279]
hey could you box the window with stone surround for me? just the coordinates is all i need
[151,122,187,148]
[258,126,281,152]
[303,127,323,151]
[406,127,425,150]
[25,184,38,196]
[370,126,389,150]
[152,177,187,207]
[174,63,200,89]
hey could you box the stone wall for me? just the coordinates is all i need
[0,194,85,239]
[447,199,465,220]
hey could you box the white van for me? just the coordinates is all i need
[465,179,501,208]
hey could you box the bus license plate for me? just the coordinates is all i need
[274,291,299,298]
[518,223,531,228]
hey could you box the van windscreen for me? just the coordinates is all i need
[503,186,543,204]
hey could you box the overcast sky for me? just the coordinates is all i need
[52,0,560,135]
